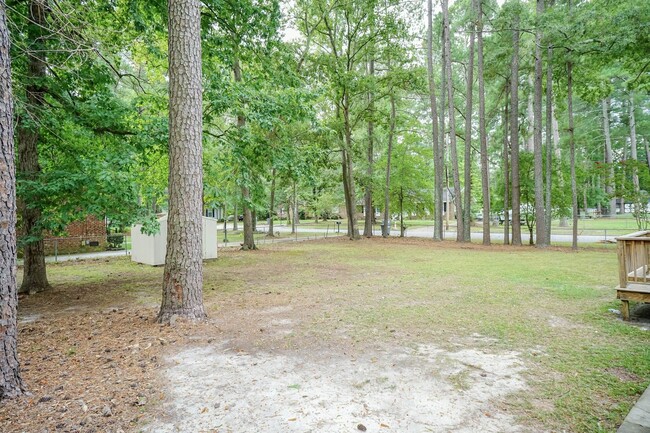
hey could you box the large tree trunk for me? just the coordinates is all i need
[526,77,534,153]
[533,0,547,248]
[644,137,650,172]
[233,56,256,250]
[342,93,359,239]
[383,94,396,238]
[442,0,464,242]
[399,187,405,238]
[0,0,24,398]
[268,168,276,237]
[427,0,443,241]
[544,16,553,245]
[158,0,205,323]
[18,0,50,295]
[477,0,490,245]
[567,60,578,250]
[510,13,522,246]
[241,186,255,250]
[503,80,510,245]
[363,58,375,238]
[602,98,616,216]
[629,92,639,196]
[291,181,297,234]
[462,1,476,243]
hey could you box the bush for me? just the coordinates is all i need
[107,234,125,250]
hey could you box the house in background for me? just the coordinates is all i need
[41,215,107,255]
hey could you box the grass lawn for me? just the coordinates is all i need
[6,238,649,432]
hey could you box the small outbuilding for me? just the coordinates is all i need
[131,214,218,266]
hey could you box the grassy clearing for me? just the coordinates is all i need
[28,238,649,432]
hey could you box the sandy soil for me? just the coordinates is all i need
[145,342,529,433]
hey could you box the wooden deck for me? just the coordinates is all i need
[616,231,650,320]
[616,284,650,320]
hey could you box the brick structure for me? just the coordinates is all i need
[42,215,107,255]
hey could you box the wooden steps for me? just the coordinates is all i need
[616,284,650,320]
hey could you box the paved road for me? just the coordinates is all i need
[271,224,615,244]
[20,223,613,265]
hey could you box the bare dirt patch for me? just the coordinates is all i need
[145,342,528,433]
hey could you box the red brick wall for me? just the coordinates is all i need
[43,215,107,255]
[65,215,107,237]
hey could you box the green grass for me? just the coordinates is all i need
[34,238,649,432]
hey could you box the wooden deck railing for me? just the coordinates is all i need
[616,230,650,288]
[616,231,650,320]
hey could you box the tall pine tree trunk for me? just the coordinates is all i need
[629,92,639,197]
[158,0,206,323]
[363,59,375,237]
[510,13,522,246]
[0,0,24,398]
[233,56,256,250]
[399,187,404,237]
[268,168,276,237]
[291,181,297,234]
[477,0,490,245]
[533,0,547,248]
[342,93,359,239]
[442,0,463,242]
[427,0,443,241]
[544,17,554,245]
[462,2,475,243]
[567,60,578,250]
[383,94,396,238]
[602,98,616,215]
[18,0,50,295]
[503,80,510,245]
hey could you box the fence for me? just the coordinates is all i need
[40,234,130,262]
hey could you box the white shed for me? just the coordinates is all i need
[131,214,218,266]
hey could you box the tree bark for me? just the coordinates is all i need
[567,60,578,250]
[442,0,464,242]
[0,0,24,398]
[440,15,450,234]
[18,0,50,294]
[291,181,297,234]
[399,186,404,238]
[544,14,553,245]
[268,168,276,237]
[363,58,375,238]
[510,13,522,246]
[602,98,616,215]
[427,0,443,241]
[342,93,359,239]
[644,137,650,172]
[503,80,510,245]
[533,0,547,248]
[629,92,639,196]
[526,76,534,153]
[233,55,256,250]
[477,0,490,245]
[462,1,476,243]
[158,0,205,323]
[383,94,396,238]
